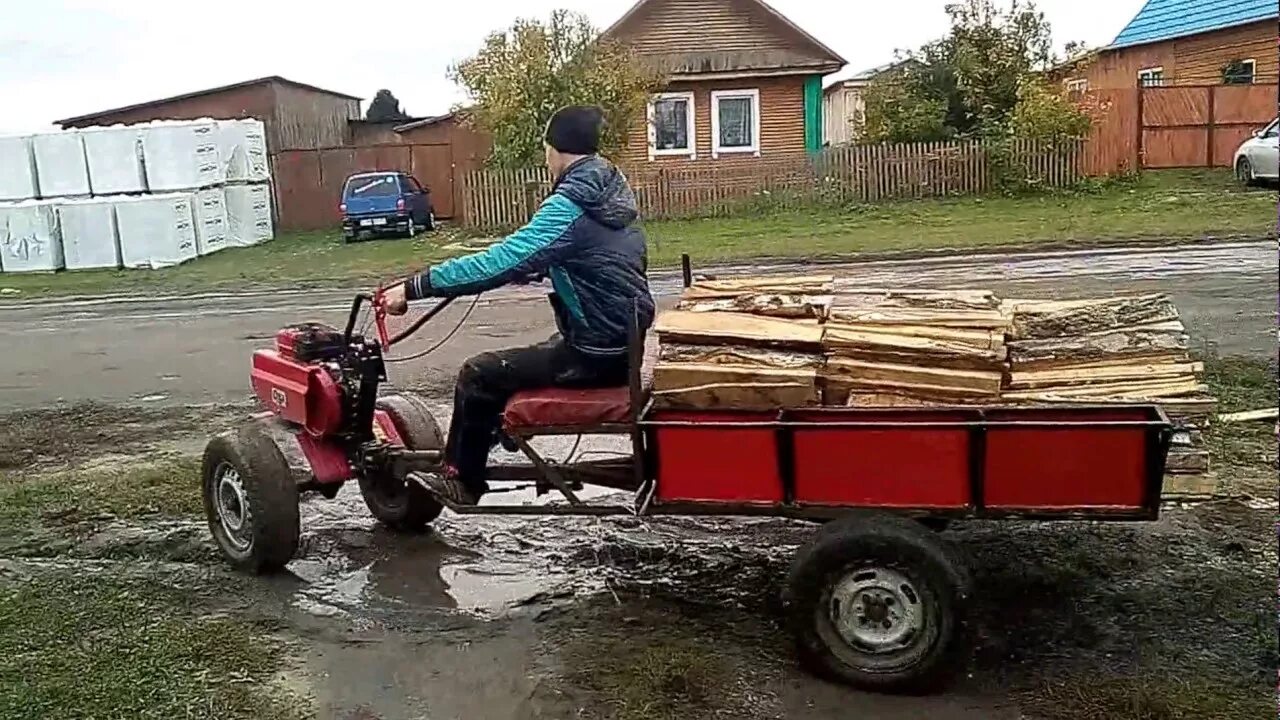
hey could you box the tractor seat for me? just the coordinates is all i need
[502,386,633,432]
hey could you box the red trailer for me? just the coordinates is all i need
[202,269,1173,693]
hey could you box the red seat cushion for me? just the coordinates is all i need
[503,386,632,430]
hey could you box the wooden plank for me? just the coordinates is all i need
[654,311,824,350]
[1006,324,1189,366]
[677,293,833,320]
[653,363,817,391]
[825,321,1005,351]
[824,357,1003,394]
[1161,473,1219,499]
[827,307,1010,330]
[658,344,823,369]
[834,288,1000,310]
[824,375,1000,401]
[682,275,835,300]
[1166,450,1210,475]
[652,382,817,411]
[1217,408,1279,423]
[1006,361,1204,390]
[1009,350,1192,371]
[844,392,945,408]
[1005,294,1179,339]
[823,326,1007,368]
[1002,377,1207,401]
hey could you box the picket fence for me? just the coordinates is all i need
[460,138,1083,229]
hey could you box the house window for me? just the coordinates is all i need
[1223,58,1256,85]
[1138,67,1165,87]
[648,92,695,159]
[1065,78,1088,99]
[711,89,761,157]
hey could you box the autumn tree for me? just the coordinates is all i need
[366,90,411,122]
[450,10,664,167]
[861,0,1089,143]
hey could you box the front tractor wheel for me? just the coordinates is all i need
[359,394,445,532]
[782,511,971,693]
[201,425,300,574]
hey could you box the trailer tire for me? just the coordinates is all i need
[202,425,300,574]
[783,511,970,693]
[359,394,444,531]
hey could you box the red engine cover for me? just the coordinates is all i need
[250,349,345,437]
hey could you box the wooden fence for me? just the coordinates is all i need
[460,138,1083,229]
[1083,84,1278,175]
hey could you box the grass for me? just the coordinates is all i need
[0,575,306,720]
[1202,355,1277,482]
[0,457,202,538]
[1017,673,1272,720]
[0,170,1272,299]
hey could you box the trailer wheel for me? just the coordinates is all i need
[783,511,970,693]
[359,394,444,531]
[202,425,300,574]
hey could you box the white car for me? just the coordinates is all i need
[1233,118,1278,185]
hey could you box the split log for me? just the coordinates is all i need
[824,321,1005,351]
[824,326,1008,369]
[1161,473,1219,499]
[1005,361,1204,391]
[1006,294,1179,339]
[658,344,823,369]
[652,382,817,410]
[1006,323,1189,366]
[1009,351,1192,372]
[844,391,962,408]
[683,275,834,300]
[828,307,1010,331]
[653,363,817,391]
[1001,377,1206,401]
[677,293,833,320]
[655,311,824,350]
[824,357,1003,395]
[835,288,1000,310]
[1165,450,1210,475]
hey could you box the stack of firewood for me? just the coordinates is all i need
[1000,294,1215,494]
[651,276,833,410]
[820,289,1010,406]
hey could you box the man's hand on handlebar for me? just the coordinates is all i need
[382,283,409,316]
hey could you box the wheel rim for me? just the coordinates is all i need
[824,566,930,671]
[214,462,252,551]
[1238,160,1251,182]
[408,219,415,235]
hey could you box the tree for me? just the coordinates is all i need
[861,0,1087,143]
[450,10,664,167]
[366,90,411,122]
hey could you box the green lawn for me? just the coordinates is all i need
[1,169,1272,299]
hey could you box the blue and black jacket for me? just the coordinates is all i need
[404,156,654,357]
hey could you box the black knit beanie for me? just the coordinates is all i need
[544,105,604,155]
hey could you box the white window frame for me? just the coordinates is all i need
[1138,66,1165,87]
[710,88,761,158]
[1233,58,1257,84]
[647,91,696,160]
[1065,78,1088,93]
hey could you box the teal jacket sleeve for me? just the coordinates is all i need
[404,193,583,299]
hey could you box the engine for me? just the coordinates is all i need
[250,323,383,438]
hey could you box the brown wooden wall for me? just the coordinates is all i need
[1082,83,1277,173]
[1067,20,1278,89]
[268,82,360,150]
[620,76,807,167]
[272,119,491,230]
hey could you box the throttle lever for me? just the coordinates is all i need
[371,284,391,349]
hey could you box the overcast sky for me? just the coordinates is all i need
[2,0,1143,133]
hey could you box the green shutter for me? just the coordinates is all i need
[804,75,822,154]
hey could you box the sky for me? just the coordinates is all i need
[0,0,1146,133]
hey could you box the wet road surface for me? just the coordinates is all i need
[0,240,1274,410]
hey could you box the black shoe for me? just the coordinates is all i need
[421,473,481,506]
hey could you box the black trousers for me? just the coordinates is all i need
[445,336,628,494]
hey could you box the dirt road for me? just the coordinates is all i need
[1,240,1275,719]
[0,241,1273,410]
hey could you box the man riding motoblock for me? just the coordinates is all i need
[382,105,655,505]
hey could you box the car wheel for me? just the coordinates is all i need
[1236,157,1256,186]
[405,218,416,238]
[423,211,435,232]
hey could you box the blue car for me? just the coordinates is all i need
[340,171,434,242]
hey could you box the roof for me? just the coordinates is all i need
[56,76,361,126]
[393,113,457,133]
[602,0,846,74]
[824,59,923,89]
[1109,0,1278,49]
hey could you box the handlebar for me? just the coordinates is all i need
[342,290,456,349]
